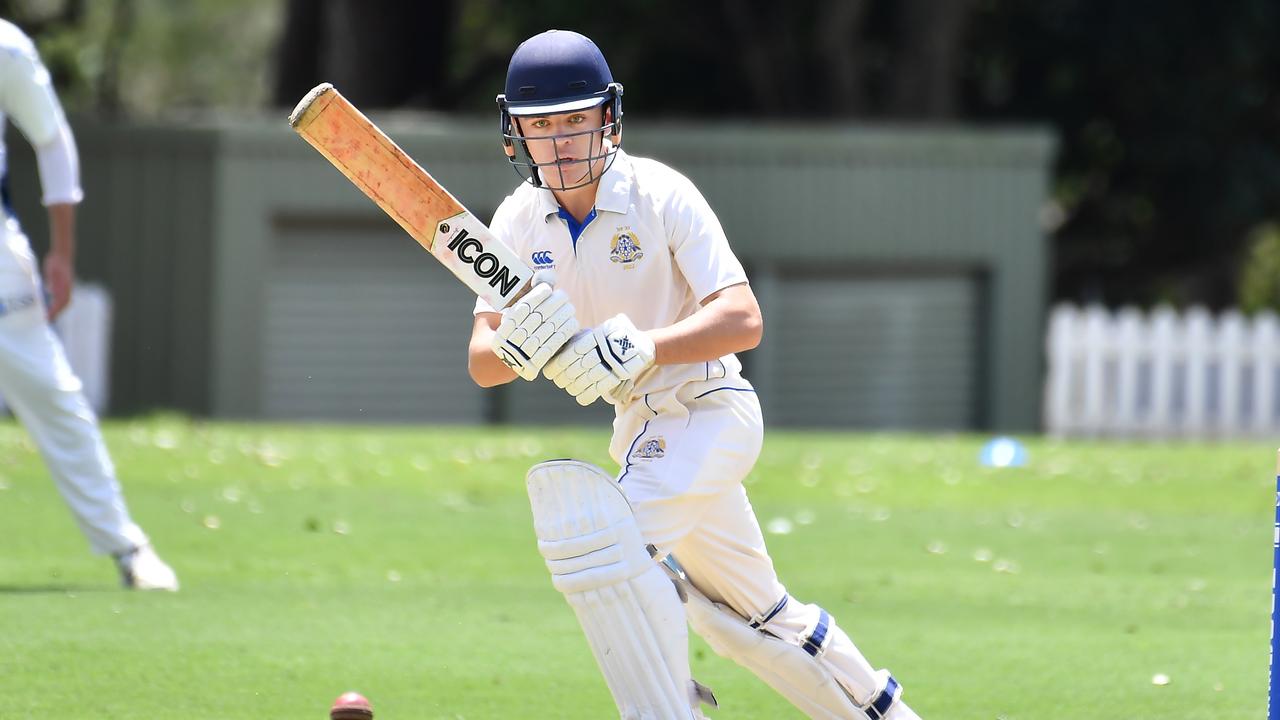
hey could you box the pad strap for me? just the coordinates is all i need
[865,675,902,720]
[749,594,789,629]
[800,608,833,657]
[662,553,907,720]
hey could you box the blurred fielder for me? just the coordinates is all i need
[0,19,177,591]
[469,29,920,719]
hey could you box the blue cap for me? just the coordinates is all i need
[502,30,615,116]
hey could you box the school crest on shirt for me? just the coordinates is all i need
[610,228,644,268]
[632,436,666,460]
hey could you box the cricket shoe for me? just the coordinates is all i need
[115,544,179,591]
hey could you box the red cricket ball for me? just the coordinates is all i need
[330,691,374,720]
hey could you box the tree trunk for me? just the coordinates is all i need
[274,0,455,109]
[720,0,789,114]
[96,0,135,116]
[886,0,975,118]
[273,0,322,107]
[814,0,872,115]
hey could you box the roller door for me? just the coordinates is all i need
[768,274,980,429]
[260,220,486,422]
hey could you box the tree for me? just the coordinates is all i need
[964,0,1280,308]
[14,0,1277,309]
[274,0,455,109]
[5,0,282,116]
[267,0,1280,309]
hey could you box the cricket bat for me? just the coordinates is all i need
[288,83,530,310]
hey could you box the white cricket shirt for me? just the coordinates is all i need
[476,149,749,402]
[0,19,82,208]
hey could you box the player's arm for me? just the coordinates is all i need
[44,203,75,319]
[469,312,520,387]
[542,283,763,406]
[470,271,580,387]
[648,282,761,365]
[3,40,83,320]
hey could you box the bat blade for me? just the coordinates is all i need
[289,83,530,309]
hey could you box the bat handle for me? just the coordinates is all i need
[502,279,536,309]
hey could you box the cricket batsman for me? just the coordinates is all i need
[468,29,921,719]
[0,19,177,590]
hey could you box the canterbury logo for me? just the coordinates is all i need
[531,251,554,266]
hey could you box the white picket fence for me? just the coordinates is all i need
[1044,304,1280,438]
[0,283,112,415]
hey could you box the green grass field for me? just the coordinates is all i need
[0,417,1270,719]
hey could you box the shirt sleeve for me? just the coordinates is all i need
[34,123,81,205]
[0,40,82,205]
[664,172,747,303]
[473,198,519,315]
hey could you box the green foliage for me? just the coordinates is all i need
[9,0,284,116]
[966,0,1280,307]
[0,419,1268,718]
[1238,223,1280,313]
[8,0,1280,305]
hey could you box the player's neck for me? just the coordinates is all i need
[553,182,599,224]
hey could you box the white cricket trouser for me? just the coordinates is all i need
[0,217,146,555]
[611,375,885,703]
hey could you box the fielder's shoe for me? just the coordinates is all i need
[115,544,179,591]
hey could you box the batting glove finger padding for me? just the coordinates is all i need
[544,329,594,383]
[552,355,593,389]
[496,282,551,336]
[492,282,579,381]
[591,314,656,403]
[565,363,619,406]
[526,303,576,350]
[544,330,624,405]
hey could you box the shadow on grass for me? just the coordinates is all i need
[0,584,118,594]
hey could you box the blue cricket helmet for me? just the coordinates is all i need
[499,29,621,116]
[496,30,624,189]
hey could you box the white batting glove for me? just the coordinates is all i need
[591,314,656,403]
[542,330,625,406]
[491,272,579,381]
[543,314,655,406]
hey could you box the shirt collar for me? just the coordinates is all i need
[595,149,633,215]
[538,149,633,221]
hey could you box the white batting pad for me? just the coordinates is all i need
[661,557,908,720]
[527,460,704,719]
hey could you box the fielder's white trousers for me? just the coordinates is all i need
[0,217,146,555]
[611,377,883,699]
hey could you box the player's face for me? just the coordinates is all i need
[516,106,609,190]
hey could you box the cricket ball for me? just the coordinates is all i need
[330,691,374,720]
